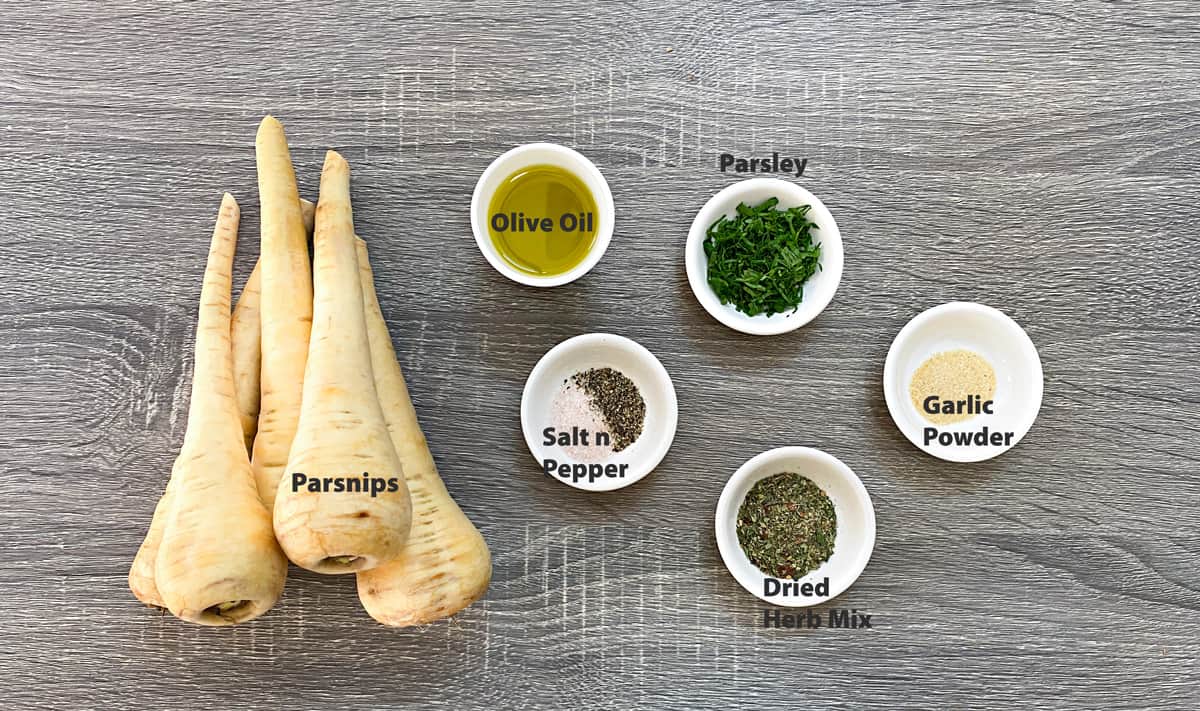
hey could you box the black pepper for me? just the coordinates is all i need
[572,367,646,452]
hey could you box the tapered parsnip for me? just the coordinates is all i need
[231,266,262,453]
[251,116,313,509]
[133,194,287,625]
[131,194,306,609]
[298,197,316,239]
[274,151,412,574]
[355,239,491,626]
[128,461,177,608]
[231,198,315,454]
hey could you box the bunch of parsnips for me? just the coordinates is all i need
[129,116,491,627]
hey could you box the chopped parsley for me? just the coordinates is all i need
[703,197,821,317]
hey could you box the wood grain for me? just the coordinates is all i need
[1,1,1198,709]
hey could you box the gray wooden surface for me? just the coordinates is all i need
[1,1,1198,709]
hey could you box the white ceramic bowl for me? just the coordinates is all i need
[521,333,678,492]
[883,302,1043,463]
[685,178,843,335]
[471,143,615,287]
[715,447,875,607]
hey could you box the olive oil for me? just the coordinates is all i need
[487,164,598,276]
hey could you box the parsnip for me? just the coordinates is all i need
[130,194,309,610]
[251,116,313,509]
[299,197,316,240]
[128,462,176,608]
[231,265,262,454]
[355,239,491,625]
[231,198,315,453]
[274,151,412,574]
[133,193,287,625]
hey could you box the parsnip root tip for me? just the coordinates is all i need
[257,114,283,135]
[323,149,349,172]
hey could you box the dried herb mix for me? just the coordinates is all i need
[736,472,837,579]
[571,367,645,451]
[703,196,822,317]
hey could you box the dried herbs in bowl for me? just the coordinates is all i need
[703,197,821,317]
[736,472,837,580]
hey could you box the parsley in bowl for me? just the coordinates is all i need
[704,196,822,317]
[685,178,844,336]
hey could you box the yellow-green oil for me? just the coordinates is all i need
[487,164,598,276]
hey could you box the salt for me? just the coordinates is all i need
[549,379,615,462]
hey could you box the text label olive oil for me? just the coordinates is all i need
[487,164,598,277]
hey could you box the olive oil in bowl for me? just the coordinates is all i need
[487,164,598,277]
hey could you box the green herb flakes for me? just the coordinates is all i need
[736,472,837,580]
[703,196,821,316]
